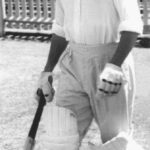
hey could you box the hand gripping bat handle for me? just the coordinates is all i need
[24,89,46,150]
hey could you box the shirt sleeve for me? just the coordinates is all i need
[114,0,143,34]
[51,0,65,37]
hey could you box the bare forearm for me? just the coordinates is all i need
[110,31,138,67]
[44,34,68,72]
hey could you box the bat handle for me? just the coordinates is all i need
[28,89,46,139]
[24,89,46,150]
[37,89,46,106]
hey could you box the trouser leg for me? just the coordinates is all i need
[51,65,93,149]
[79,46,135,149]
[83,50,135,143]
[56,83,94,146]
[92,66,135,144]
[88,54,136,150]
[88,71,138,150]
[94,82,130,143]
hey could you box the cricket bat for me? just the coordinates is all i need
[24,89,46,150]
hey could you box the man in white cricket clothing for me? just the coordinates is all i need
[35,0,143,149]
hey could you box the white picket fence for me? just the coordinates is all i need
[0,0,55,36]
[0,0,150,36]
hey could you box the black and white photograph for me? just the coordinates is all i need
[0,0,150,150]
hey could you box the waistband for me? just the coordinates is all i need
[68,42,118,56]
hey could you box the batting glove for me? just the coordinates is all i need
[98,63,123,96]
[35,72,55,102]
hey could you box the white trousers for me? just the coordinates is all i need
[35,42,136,150]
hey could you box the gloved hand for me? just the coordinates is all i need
[98,63,124,96]
[35,72,55,102]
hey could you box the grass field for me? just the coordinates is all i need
[0,38,150,150]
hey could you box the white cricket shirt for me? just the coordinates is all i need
[52,0,143,44]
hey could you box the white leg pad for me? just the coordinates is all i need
[35,103,80,150]
[88,132,144,150]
